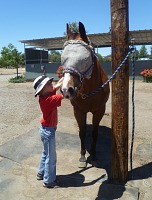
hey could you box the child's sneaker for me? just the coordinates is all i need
[37,173,44,180]
[43,180,59,188]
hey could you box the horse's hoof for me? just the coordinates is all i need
[79,161,87,168]
[91,160,97,166]
[87,156,101,168]
[91,160,101,168]
[79,156,86,168]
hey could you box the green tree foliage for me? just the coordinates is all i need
[134,49,139,60]
[149,46,152,59]
[69,22,79,33]
[139,45,148,58]
[96,53,103,62]
[48,50,61,62]
[63,21,79,36]
[0,43,24,77]
[103,55,111,62]
[129,49,139,60]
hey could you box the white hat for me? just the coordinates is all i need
[33,75,54,97]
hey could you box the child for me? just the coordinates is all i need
[33,75,64,188]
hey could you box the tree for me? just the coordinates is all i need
[139,45,148,58]
[63,22,79,35]
[69,22,79,33]
[134,49,139,60]
[149,46,152,59]
[129,49,139,60]
[0,43,24,77]
[103,55,111,62]
[48,50,61,62]
[96,53,103,62]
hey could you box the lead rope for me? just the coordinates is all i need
[81,45,135,99]
[130,39,136,179]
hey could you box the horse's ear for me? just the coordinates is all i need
[79,22,86,35]
[67,23,73,39]
[79,22,88,43]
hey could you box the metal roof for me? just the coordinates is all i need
[20,29,152,50]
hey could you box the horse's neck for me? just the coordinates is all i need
[80,58,102,93]
[89,57,102,83]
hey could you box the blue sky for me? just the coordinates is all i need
[0,0,152,56]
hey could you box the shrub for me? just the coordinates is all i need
[9,75,26,83]
[140,69,152,83]
[56,66,63,78]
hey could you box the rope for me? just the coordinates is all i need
[81,46,135,99]
[130,44,136,179]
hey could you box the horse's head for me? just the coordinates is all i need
[61,22,94,99]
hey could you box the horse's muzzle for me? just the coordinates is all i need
[61,86,75,99]
[68,87,75,96]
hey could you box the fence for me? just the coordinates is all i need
[25,60,152,81]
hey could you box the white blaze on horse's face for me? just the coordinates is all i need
[62,73,74,99]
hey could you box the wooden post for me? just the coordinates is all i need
[111,0,129,184]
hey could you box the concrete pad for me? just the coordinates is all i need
[0,127,141,200]
[0,128,111,200]
[136,143,152,162]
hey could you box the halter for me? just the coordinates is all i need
[62,40,95,82]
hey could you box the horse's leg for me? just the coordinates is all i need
[90,106,106,166]
[73,108,87,168]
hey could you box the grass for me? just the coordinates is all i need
[9,75,26,83]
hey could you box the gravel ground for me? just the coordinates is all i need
[0,68,151,145]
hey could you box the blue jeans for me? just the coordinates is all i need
[38,125,57,184]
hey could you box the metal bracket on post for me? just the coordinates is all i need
[130,38,135,46]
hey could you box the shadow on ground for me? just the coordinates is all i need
[85,124,112,177]
[57,124,151,199]
[57,124,112,189]
[129,162,152,180]
[58,166,106,188]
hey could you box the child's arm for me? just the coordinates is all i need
[54,77,64,91]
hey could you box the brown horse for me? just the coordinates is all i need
[61,22,110,167]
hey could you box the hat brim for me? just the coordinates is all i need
[35,77,54,97]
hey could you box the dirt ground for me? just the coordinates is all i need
[0,68,152,199]
[0,68,151,145]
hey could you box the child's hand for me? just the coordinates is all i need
[55,77,64,90]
